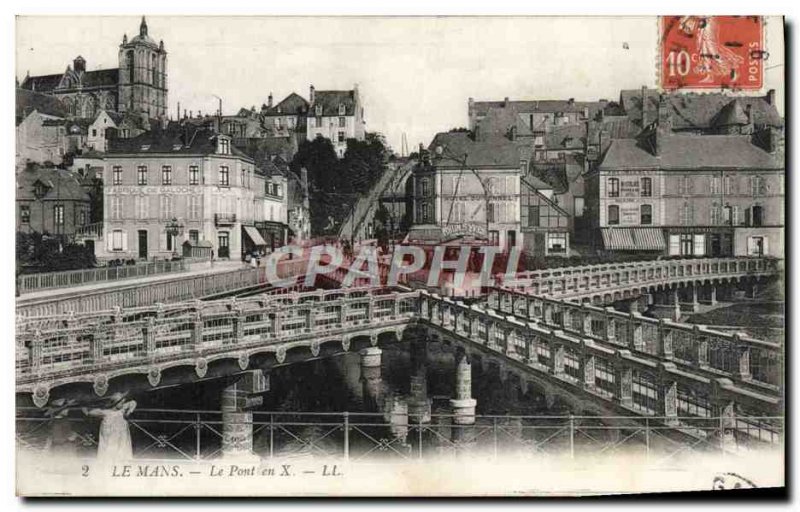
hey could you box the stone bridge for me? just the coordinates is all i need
[17,281,782,445]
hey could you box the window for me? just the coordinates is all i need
[678,176,693,195]
[20,205,30,223]
[92,129,97,137]
[710,204,722,225]
[275,184,282,197]
[693,234,706,256]
[338,116,346,128]
[79,210,86,225]
[680,234,693,255]
[161,165,172,185]
[189,165,199,185]
[112,230,124,251]
[218,138,230,155]
[640,204,652,225]
[547,233,567,253]
[241,169,246,187]
[189,230,199,244]
[607,204,619,225]
[528,206,540,227]
[112,166,123,185]
[752,205,763,227]
[338,131,345,143]
[136,195,149,219]
[679,202,693,225]
[710,176,721,195]
[607,178,619,197]
[188,195,200,220]
[315,117,322,128]
[110,196,123,220]
[722,205,732,225]
[574,197,585,217]
[641,177,652,197]
[669,234,680,256]
[420,178,430,196]
[724,175,735,195]
[219,166,230,186]
[732,205,740,225]
[159,195,173,220]
[748,236,767,256]
[338,104,346,116]
[137,166,148,185]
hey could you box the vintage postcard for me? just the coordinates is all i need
[14,15,785,497]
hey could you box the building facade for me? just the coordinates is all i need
[591,123,784,257]
[16,165,91,237]
[306,84,366,158]
[410,132,525,250]
[100,126,282,261]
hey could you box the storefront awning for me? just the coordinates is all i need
[601,228,666,251]
[243,225,268,246]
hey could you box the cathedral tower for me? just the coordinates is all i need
[117,17,168,118]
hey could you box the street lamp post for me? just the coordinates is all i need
[165,216,184,259]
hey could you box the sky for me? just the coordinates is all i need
[16,16,785,152]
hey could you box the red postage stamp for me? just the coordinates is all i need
[660,16,765,90]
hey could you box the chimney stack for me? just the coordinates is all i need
[503,97,509,107]
[268,93,273,108]
[309,85,315,105]
[766,89,776,105]
[73,56,86,73]
[641,85,648,126]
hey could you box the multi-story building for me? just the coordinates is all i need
[20,17,167,120]
[306,84,366,158]
[409,131,525,250]
[589,105,784,257]
[16,164,91,237]
[261,92,309,142]
[100,124,284,261]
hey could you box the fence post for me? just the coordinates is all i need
[195,413,201,461]
[269,414,274,459]
[569,415,575,459]
[343,412,350,461]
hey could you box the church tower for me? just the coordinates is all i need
[117,17,168,118]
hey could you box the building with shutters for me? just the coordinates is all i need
[589,98,784,258]
[16,164,92,237]
[306,84,366,158]
[99,123,285,261]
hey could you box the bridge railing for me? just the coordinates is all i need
[419,291,782,426]
[16,288,420,386]
[17,259,191,295]
[16,408,783,463]
[502,257,780,297]
[485,287,783,389]
[15,258,310,318]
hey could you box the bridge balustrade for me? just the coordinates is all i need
[419,291,782,433]
[16,288,420,387]
[504,258,779,299]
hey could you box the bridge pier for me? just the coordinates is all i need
[221,370,268,459]
[450,349,476,446]
[360,347,383,411]
[408,339,431,424]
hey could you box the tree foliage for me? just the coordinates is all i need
[16,232,96,274]
[290,133,390,236]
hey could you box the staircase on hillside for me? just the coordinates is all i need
[338,159,414,243]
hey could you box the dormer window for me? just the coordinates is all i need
[218,137,231,155]
[338,103,346,116]
[33,181,49,199]
[315,105,323,116]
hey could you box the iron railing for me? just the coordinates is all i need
[15,408,784,465]
[18,259,190,295]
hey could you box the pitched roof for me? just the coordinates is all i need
[310,90,357,117]
[16,88,67,122]
[264,93,309,116]
[620,88,783,130]
[20,68,119,93]
[599,135,782,170]
[544,124,586,150]
[234,137,299,166]
[472,99,604,117]
[16,165,90,202]
[711,99,750,127]
[107,125,252,160]
[428,132,531,169]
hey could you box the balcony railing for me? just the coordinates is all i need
[73,222,103,239]
[214,213,237,226]
[17,259,190,295]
